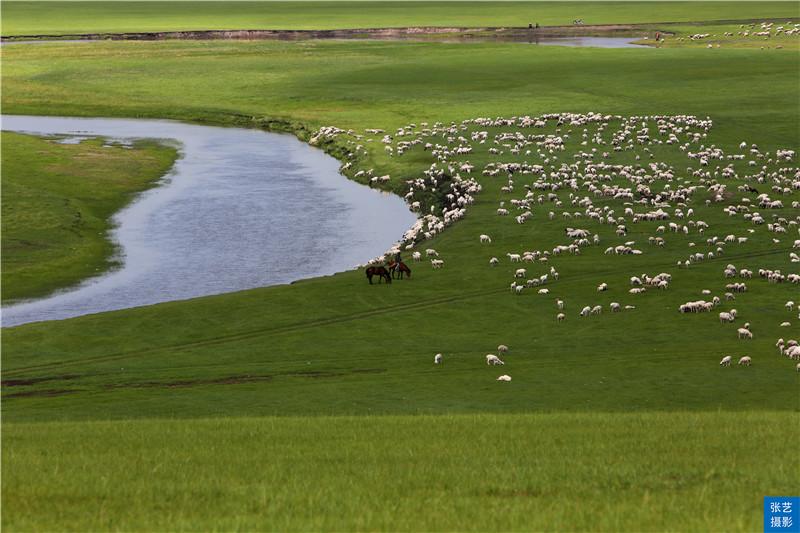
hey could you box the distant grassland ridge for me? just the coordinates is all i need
[2,1,799,35]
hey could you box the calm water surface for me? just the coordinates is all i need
[1,115,416,326]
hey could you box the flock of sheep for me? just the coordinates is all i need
[680,20,800,48]
[312,110,798,376]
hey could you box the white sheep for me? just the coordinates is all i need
[480,234,492,244]
[738,356,751,366]
[557,313,565,322]
[412,251,422,262]
[610,302,621,312]
[556,299,564,310]
[498,345,509,354]
[434,353,443,364]
[496,374,512,382]
[719,355,732,366]
[737,328,753,339]
[486,354,505,366]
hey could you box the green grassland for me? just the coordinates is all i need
[1,132,177,303]
[3,412,796,531]
[2,1,799,36]
[2,12,800,532]
[2,39,799,422]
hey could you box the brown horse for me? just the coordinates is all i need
[387,261,412,279]
[366,266,392,284]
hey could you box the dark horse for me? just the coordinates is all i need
[366,266,392,284]
[387,261,412,279]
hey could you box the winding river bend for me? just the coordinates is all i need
[1,115,417,327]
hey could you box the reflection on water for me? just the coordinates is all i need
[1,115,417,326]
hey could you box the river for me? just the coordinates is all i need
[1,115,417,326]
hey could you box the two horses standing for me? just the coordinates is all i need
[365,261,411,284]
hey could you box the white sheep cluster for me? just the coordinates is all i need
[322,112,796,364]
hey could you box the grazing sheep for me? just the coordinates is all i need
[556,299,565,310]
[486,354,505,366]
[738,356,751,366]
[480,234,492,244]
[431,259,444,269]
[434,353,443,364]
[720,355,732,366]
[538,288,550,295]
[557,312,565,321]
[515,268,527,278]
[496,374,512,382]
[787,301,795,311]
[498,345,509,354]
[580,306,591,317]
[610,302,621,312]
[489,257,499,266]
[737,328,753,339]
[781,322,791,327]
[412,251,422,262]
[597,282,608,292]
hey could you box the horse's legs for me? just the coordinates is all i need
[368,274,373,284]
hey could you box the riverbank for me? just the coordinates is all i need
[1,116,416,325]
[0,24,664,43]
[1,131,177,303]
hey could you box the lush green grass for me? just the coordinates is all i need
[4,412,798,531]
[2,1,798,36]
[0,132,177,303]
[2,26,799,533]
[2,39,798,142]
[2,39,798,423]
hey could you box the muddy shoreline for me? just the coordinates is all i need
[1,24,668,43]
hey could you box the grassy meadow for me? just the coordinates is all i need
[4,412,797,531]
[1,132,177,303]
[2,1,798,36]
[2,4,799,531]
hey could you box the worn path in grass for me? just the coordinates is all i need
[1,132,177,303]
